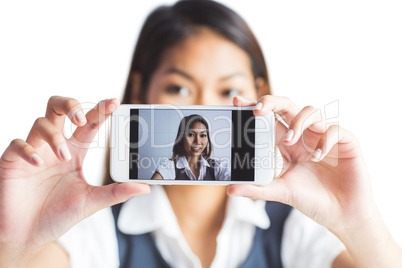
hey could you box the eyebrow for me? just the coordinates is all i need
[164,67,246,82]
[188,129,208,133]
[219,72,246,81]
[164,68,194,81]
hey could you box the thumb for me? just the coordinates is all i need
[86,182,150,215]
[227,179,292,205]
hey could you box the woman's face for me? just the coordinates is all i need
[145,27,259,105]
[183,121,209,157]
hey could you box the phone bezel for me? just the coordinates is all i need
[110,104,275,185]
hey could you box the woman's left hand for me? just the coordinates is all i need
[229,95,402,267]
[228,95,375,236]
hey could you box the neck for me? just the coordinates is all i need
[163,185,228,232]
[186,155,201,168]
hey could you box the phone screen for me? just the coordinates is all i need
[128,108,256,181]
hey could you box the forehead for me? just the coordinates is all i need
[157,27,254,80]
[187,121,207,131]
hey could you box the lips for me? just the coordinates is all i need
[191,146,203,152]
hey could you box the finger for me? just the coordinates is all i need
[252,95,300,125]
[233,96,257,107]
[46,96,87,130]
[86,182,151,214]
[72,98,119,147]
[311,124,358,162]
[26,117,71,161]
[1,139,44,166]
[234,96,290,147]
[227,179,292,205]
[276,124,289,149]
[312,125,334,161]
[284,106,326,146]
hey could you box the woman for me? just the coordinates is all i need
[0,1,401,267]
[151,114,230,181]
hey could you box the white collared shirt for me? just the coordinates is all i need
[156,156,231,181]
[59,186,345,268]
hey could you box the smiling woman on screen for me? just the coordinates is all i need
[151,114,230,181]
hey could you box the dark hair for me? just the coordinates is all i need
[172,114,212,160]
[104,0,271,185]
[122,0,271,104]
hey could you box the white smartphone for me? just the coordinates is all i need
[110,104,275,185]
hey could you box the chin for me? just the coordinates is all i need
[190,152,203,157]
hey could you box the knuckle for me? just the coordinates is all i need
[64,98,80,116]
[10,138,23,147]
[88,120,99,130]
[259,95,272,102]
[328,124,339,131]
[50,132,64,146]
[326,124,340,136]
[304,105,316,112]
[303,106,323,122]
[48,95,60,105]
[290,116,303,128]
[283,188,295,207]
[111,185,118,201]
[288,120,297,129]
[8,139,31,156]
[313,123,327,133]
[34,117,47,127]
[21,143,32,155]
[65,98,79,111]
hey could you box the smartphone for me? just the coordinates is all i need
[110,104,275,185]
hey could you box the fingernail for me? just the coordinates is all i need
[254,102,263,111]
[31,154,44,166]
[312,148,322,162]
[284,129,294,142]
[108,103,117,112]
[74,110,86,124]
[236,96,253,103]
[58,144,72,161]
[143,187,151,195]
[108,98,119,112]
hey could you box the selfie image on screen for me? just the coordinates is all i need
[129,108,255,181]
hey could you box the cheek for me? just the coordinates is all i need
[145,77,167,104]
[145,83,164,104]
[184,137,193,146]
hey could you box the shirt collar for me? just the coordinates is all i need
[176,155,210,169]
[117,185,270,236]
[118,185,180,236]
[225,195,270,229]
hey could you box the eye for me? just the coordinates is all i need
[187,133,194,137]
[166,85,190,96]
[221,88,240,98]
[200,134,207,138]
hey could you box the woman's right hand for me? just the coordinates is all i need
[0,96,150,264]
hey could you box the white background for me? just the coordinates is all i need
[0,0,401,246]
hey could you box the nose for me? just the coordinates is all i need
[194,90,208,105]
[195,87,221,105]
